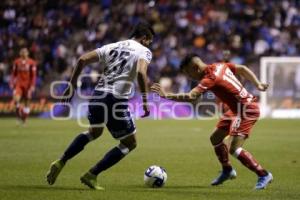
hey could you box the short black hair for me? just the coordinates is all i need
[130,22,155,39]
[179,53,199,71]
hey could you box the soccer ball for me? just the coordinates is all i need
[144,165,167,188]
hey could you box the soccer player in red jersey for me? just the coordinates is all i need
[151,54,273,190]
[10,48,37,124]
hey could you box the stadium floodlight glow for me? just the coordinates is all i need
[260,57,300,118]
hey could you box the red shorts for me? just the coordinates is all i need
[14,85,33,99]
[216,103,260,138]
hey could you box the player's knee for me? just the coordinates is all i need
[229,145,238,155]
[117,141,136,155]
[120,134,137,151]
[210,134,218,145]
[129,141,137,151]
[121,139,137,151]
[123,141,137,151]
[88,127,103,140]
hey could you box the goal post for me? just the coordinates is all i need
[260,57,300,118]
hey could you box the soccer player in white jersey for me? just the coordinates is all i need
[46,22,154,190]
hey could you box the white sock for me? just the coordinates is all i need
[83,131,94,141]
[117,144,130,155]
[23,107,30,114]
[233,147,243,158]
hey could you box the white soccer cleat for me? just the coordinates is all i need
[255,172,273,190]
[211,169,237,185]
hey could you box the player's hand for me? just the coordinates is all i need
[150,83,166,97]
[257,83,269,91]
[61,85,75,104]
[141,104,150,118]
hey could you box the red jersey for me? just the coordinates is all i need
[196,62,255,113]
[11,58,37,87]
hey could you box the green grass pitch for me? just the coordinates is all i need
[0,118,300,200]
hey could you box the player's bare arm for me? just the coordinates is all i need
[151,83,201,102]
[137,58,150,117]
[62,50,99,102]
[235,64,269,91]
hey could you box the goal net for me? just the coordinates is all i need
[260,57,300,118]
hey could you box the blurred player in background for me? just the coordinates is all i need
[46,22,154,190]
[10,47,37,124]
[151,54,273,190]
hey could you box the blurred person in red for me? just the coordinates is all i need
[10,47,37,124]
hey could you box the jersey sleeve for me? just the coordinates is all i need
[138,48,152,63]
[95,45,108,62]
[195,77,216,93]
[226,63,236,74]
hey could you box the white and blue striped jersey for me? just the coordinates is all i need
[94,39,152,99]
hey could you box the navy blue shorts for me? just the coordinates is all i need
[88,91,136,140]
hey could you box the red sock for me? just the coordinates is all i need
[214,142,232,171]
[233,148,267,177]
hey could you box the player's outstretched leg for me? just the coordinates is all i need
[46,127,103,185]
[210,128,237,185]
[80,134,137,190]
[229,135,273,190]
